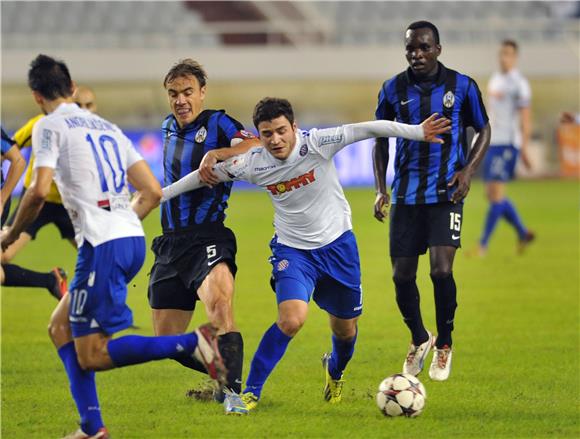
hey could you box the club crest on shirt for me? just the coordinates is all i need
[299,144,308,156]
[277,259,289,271]
[195,127,207,143]
[443,91,455,108]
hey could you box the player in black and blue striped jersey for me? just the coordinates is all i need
[148,59,259,414]
[373,21,491,381]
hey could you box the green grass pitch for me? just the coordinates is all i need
[2,180,578,438]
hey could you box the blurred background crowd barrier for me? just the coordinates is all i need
[2,0,579,187]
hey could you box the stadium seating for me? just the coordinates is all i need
[1,1,219,49]
[1,1,578,49]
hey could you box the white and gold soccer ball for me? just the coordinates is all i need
[376,373,427,417]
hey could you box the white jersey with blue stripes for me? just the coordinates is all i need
[33,103,144,247]
[487,69,531,148]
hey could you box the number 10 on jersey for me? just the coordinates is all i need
[86,133,126,194]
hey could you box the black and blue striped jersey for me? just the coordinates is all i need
[376,63,488,205]
[161,109,251,232]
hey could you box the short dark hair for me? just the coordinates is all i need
[28,54,73,100]
[253,97,295,128]
[163,59,207,88]
[501,39,519,52]
[407,20,440,45]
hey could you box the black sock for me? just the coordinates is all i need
[393,277,429,345]
[431,272,457,348]
[2,264,53,289]
[174,355,208,374]
[219,331,243,396]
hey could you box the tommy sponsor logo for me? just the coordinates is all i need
[277,259,289,271]
[266,169,316,195]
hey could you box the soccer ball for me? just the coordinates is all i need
[376,373,427,417]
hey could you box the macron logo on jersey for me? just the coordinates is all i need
[266,169,316,195]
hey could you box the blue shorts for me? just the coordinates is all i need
[269,230,363,319]
[69,236,145,338]
[483,145,519,182]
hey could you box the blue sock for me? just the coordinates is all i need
[328,328,358,380]
[480,201,504,247]
[244,323,292,399]
[107,333,198,367]
[501,199,527,239]
[58,342,103,436]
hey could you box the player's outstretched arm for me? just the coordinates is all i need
[128,160,162,220]
[345,114,450,144]
[162,170,204,202]
[199,137,262,186]
[162,162,234,202]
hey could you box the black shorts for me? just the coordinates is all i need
[148,224,237,311]
[390,202,463,257]
[8,191,74,240]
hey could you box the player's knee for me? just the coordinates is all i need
[392,273,416,285]
[47,320,70,345]
[430,267,452,280]
[76,352,93,371]
[76,352,103,371]
[206,292,232,318]
[76,347,108,371]
[277,316,304,337]
[392,261,418,284]
[332,324,357,340]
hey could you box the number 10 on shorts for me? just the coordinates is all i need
[449,212,461,232]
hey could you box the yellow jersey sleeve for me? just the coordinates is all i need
[17,114,62,204]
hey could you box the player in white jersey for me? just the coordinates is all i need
[0,55,226,439]
[162,97,450,410]
[478,40,535,255]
